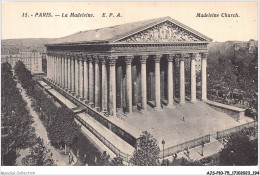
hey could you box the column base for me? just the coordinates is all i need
[79,97,84,101]
[140,109,148,114]
[167,104,175,108]
[95,107,101,112]
[71,92,75,96]
[179,101,185,105]
[154,107,162,111]
[102,110,109,117]
[190,99,197,104]
[201,98,207,102]
[89,102,94,108]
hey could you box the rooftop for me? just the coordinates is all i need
[47,16,212,46]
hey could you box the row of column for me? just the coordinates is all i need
[46,52,208,116]
[46,53,117,116]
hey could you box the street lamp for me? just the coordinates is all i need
[201,141,205,156]
[162,139,165,165]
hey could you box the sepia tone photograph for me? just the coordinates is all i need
[1,1,258,175]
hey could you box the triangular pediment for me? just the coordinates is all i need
[114,19,211,43]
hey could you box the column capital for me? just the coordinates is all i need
[140,55,149,64]
[64,53,69,59]
[153,54,162,63]
[56,53,62,58]
[70,53,77,59]
[76,53,83,61]
[100,56,106,65]
[108,56,117,66]
[191,53,199,60]
[125,56,134,65]
[165,54,174,62]
[87,55,93,62]
[179,53,189,61]
[47,52,52,57]
[61,53,67,58]
[94,55,99,63]
[200,52,208,59]
[68,53,74,60]
[82,53,88,60]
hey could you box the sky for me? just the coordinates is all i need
[1,1,258,42]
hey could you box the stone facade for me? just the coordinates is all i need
[46,17,212,117]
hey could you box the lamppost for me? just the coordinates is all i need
[201,141,205,156]
[162,139,165,165]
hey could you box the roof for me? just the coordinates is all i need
[48,16,212,46]
[1,47,20,55]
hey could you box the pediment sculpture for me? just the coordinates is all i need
[118,21,204,43]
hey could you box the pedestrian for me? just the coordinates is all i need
[187,148,189,157]
[84,154,87,163]
[123,106,126,114]
[173,153,177,160]
[94,156,97,164]
[166,159,169,166]
[68,152,71,164]
[50,152,53,158]
[183,116,185,122]
[71,155,74,163]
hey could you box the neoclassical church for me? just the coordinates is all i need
[45,16,212,117]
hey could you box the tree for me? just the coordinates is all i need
[14,61,34,95]
[130,131,160,166]
[1,62,36,165]
[22,137,55,166]
[48,107,80,150]
[219,133,258,166]
[111,157,124,166]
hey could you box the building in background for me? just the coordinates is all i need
[1,47,20,68]
[20,50,43,74]
[1,46,44,75]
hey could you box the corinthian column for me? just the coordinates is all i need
[67,54,71,91]
[54,54,57,84]
[46,54,49,79]
[191,53,197,103]
[83,55,88,102]
[179,54,186,105]
[75,56,79,97]
[167,54,174,107]
[88,56,94,105]
[71,55,75,94]
[108,57,116,116]
[61,54,64,88]
[64,55,68,89]
[140,55,148,111]
[201,52,208,101]
[154,55,161,110]
[94,56,100,109]
[101,56,107,112]
[58,54,61,86]
[125,56,133,113]
[79,57,84,99]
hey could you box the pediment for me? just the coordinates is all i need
[115,20,207,43]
